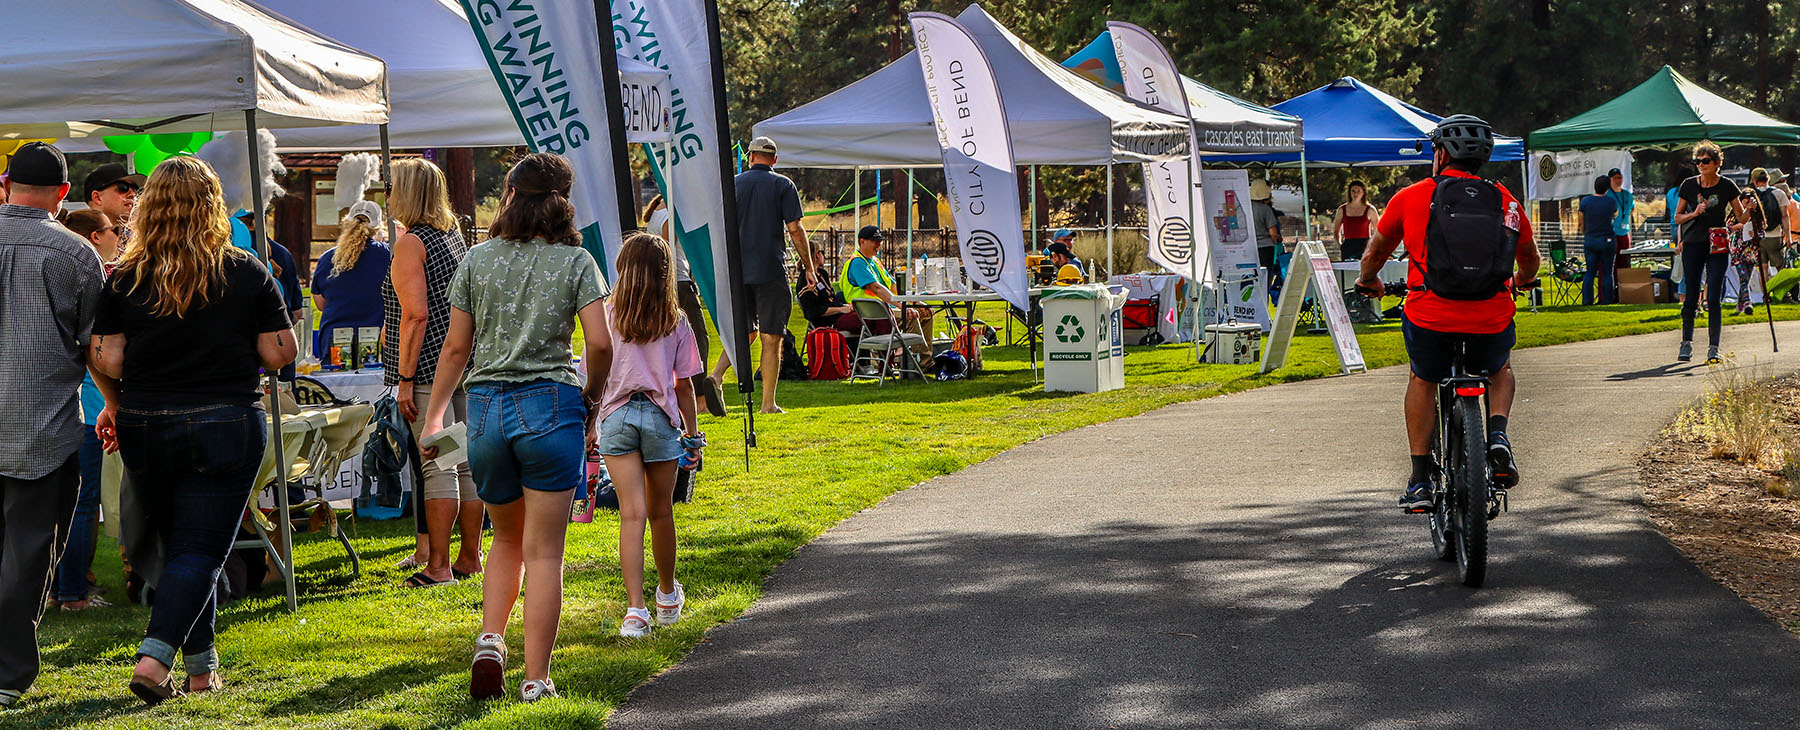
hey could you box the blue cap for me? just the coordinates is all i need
[1052,228,1073,241]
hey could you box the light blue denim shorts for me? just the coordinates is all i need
[599,392,684,463]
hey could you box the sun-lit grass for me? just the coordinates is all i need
[20,301,1799,729]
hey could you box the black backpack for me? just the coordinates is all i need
[1415,175,1519,300]
[1757,187,1783,231]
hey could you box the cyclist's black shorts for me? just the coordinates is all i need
[1401,312,1515,382]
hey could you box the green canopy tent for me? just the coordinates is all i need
[1528,65,1800,151]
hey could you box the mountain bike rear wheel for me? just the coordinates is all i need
[1453,395,1489,587]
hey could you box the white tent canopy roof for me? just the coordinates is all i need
[259,0,667,151]
[753,5,1190,169]
[0,0,387,139]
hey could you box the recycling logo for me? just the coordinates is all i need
[1055,314,1085,343]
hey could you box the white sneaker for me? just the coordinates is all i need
[655,583,685,626]
[619,607,652,638]
[520,678,558,703]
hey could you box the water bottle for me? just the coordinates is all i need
[678,432,707,471]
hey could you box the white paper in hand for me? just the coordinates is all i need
[419,422,468,470]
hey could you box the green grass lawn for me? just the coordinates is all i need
[19,301,1795,729]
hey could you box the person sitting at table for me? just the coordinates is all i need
[311,200,391,362]
[1045,241,1086,285]
[840,225,931,354]
[797,265,855,332]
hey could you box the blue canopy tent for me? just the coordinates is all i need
[1215,77,1525,167]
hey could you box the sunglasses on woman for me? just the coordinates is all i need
[1693,157,1719,165]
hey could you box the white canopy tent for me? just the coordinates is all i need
[0,0,390,613]
[754,4,1190,276]
[257,0,670,151]
[0,0,386,140]
[754,5,1189,168]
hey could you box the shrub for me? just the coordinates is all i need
[1674,358,1781,466]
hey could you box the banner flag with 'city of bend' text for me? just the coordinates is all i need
[1109,21,1209,284]
[909,11,1029,311]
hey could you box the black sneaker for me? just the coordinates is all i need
[1488,431,1519,488]
[1399,481,1433,512]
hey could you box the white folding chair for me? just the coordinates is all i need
[850,297,926,385]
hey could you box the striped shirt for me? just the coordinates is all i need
[381,224,467,386]
[0,204,105,479]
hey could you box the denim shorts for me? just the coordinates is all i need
[1401,313,1515,383]
[599,393,684,463]
[466,380,585,505]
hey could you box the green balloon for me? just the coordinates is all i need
[134,148,172,173]
[103,135,145,154]
[151,132,204,154]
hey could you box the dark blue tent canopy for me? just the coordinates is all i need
[1215,77,1524,167]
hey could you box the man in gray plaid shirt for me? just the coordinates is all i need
[0,142,112,709]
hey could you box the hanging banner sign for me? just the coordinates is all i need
[612,0,747,371]
[618,65,672,143]
[460,0,628,278]
[1525,149,1632,201]
[1110,22,1207,285]
[909,12,1029,311]
[1199,168,1268,328]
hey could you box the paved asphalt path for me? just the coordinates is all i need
[613,322,1800,729]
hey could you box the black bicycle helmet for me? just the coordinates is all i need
[1428,114,1494,162]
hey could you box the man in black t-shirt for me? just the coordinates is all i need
[712,136,818,414]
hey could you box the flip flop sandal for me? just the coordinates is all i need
[188,676,224,694]
[129,672,184,707]
[402,571,458,588]
[452,569,476,581]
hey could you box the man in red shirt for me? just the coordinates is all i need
[1356,115,1541,509]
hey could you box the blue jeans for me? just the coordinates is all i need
[466,381,585,505]
[1583,235,1617,305]
[51,429,104,602]
[116,404,265,676]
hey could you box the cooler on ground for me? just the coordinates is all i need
[1203,322,1261,364]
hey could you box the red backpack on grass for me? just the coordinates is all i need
[806,327,852,380]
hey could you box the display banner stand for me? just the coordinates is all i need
[1259,241,1366,375]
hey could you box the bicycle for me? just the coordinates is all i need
[1423,340,1505,588]
[1356,279,1536,588]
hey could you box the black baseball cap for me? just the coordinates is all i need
[857,225,884,241]
[4,142,68,186]
[1608,168,1623,177]
[83,163,146,201]
[1045,241,1075,258]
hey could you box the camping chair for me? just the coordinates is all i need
[1547,240,1584,306]
[850,297,926,385]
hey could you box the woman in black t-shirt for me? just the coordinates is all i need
[1672,141,1750,363]
[90,156,295,705]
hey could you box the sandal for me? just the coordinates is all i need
[393,554,425,571]
[129,670,184,707]
[188,675,224,694]
[470,633,506,700]
[402,572,458,588]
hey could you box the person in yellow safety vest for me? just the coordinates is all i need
[840,225,932,350]
[1044,241,1086,285]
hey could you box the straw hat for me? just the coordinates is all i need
[1249,178,1272,201]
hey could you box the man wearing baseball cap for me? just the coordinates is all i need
[83,162,145,242]
[708,135,818,414]
[1044,241,1086,284]
[838,225,931,356]
[0,142,112,709]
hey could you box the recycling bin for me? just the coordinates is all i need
[1042,285,1128,393]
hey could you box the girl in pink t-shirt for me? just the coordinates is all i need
[597,232,704,638]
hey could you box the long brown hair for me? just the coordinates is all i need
[641,193,664,224]
[610,231,680,343]
[489,153,581,247]
[334,212,379,271]
[116,156,240,317]
[390,158,457,231]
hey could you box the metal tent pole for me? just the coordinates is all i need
[1030,164,1038,250]
[247,109,296,613]
[854,167,862,236]
[379,125,397,247]
[1106,162,1114,277]
[1299,151,1313,240]
[906,169,914,289]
